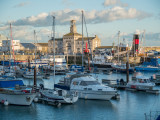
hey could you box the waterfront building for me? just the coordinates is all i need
[48,38,63,54]
[48,20,101,55]
[36,43,48,54]
[20,43,36,54]
[2,40,20,53]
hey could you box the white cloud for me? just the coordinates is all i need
[13,2,29,8]
[103,0,128,7]
[61,0,74,7]
[9,8,151,27]
[102,30,160,46]
[0,26,9,31]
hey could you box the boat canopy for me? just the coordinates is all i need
[0,80,24,88]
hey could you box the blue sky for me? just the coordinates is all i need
[0,0,160,46]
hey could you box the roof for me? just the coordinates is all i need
[49,38,63,42]
[63,32,82,37]
[76,37,95,41]
[37,43,48,47]
[96,46,116,49]
[21,43,35,49]
[0,80,24,88]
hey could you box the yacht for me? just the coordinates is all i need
[56,73,118,100]
[70,74,117,100]
[126,75,155,90]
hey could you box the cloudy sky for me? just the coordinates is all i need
[0,0,160,46]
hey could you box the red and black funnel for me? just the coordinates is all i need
[133,34,139,53]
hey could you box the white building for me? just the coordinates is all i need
[2,40,20,52]
[48,20,101,55]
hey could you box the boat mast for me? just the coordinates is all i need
[10,23,16,69]
[52,16,55,86]
[82,11,84,68]
[118,31,120,63]
[143,30,146,62]
[34,30,37,68]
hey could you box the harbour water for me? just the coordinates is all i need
[1,72,160,120]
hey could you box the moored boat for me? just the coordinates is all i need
[0,79,36,105]
[126,75,155,90]
[40,89,78,104]
[55,73,118,100]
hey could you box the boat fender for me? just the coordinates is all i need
[34,98,38,102]
[57,102,61,107]
[74,91,78,96]
[40,84,44,90]
[62,90,67,97]
[1,100,5,104]
[4,100,9,106]
[54,101,59,106]
[26,97,31,102]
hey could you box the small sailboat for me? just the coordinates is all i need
[40,88,78,104]
[39,16,78,105]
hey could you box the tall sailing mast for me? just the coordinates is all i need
[117,31,120,63]
[82,11,84,68]
[52,16,56,87]
[10,23,15,69]
[34,30,37,68]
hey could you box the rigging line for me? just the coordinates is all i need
[83,14,94,68]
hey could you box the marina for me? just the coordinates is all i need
[0,72,160,120]
[0,0,160,119]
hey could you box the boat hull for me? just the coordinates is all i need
[23,75,42,79]
[135,67,160,72]
[72,90,116,100]
[127,83,155,90]
[40,90,78,104]
[91,63,112,68]
[0,93,36,105]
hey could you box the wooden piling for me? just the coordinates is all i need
[34,67,37,88]
[126,61,129,83]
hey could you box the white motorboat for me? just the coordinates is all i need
[40,89,78,104]
[126,75,155,90]
[69,74,117,100]
[0,79,36,105]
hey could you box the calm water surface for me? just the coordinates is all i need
[0,72,160,120]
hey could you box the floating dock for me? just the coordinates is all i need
[37,97,61,107]
[108,84,159,94]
